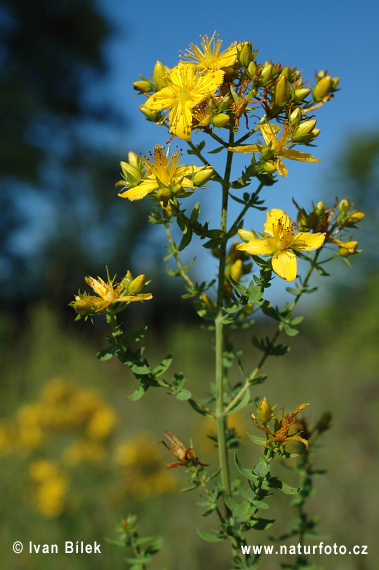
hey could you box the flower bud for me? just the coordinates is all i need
[291,120,317,143]
[289,107,302,126]
[257,397,272,423]
[238,228,255,242]
[120,161,141,183]
[230,259,243,282]
[247,61,257,77]
[274,75,291,106]
[281,66,291,80]
[73,296,98,316]
[260,62,275,85]
[139,105,162,122]
[314,201,325,216]
[212,113,230,128]
[128,274,146,294]
[238,42,253,67]
[338,197,350,213]
[192,166,214,186]
[338,241,358,257]
[201,294,214,311]
[345,211,365,225]
[153,61,167,90]
[293,87,311,102]
[133,80,153,94]
[263,160,277,173]
[127,151,141,170]
[297,208,309,230]
[313,75,333,101]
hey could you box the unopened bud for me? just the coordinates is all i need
[133,80,153,94]
[201,294,214,310]
[238,42,253,67]
[230,259,243,282]
[127,151,141,170]
[313,75,333,101]
[293,87,311,101]
[128,274,146,294]
[212,113,230,128]
[139,105,162,122]
[346,211,365,225]
[192,166,214,186]
[338,241,358,257]
[274,75,291,106]
[120,161,141,183]
[257,397,272,423]
[238,228,255,242]
[153,61,167,90]
[289,107,302,126]
[291,120,317,143]
[338,198,350,213]
[314,201,325,216]
[263,160,277,173]
[260,62,275,85]
[247,61,257,77]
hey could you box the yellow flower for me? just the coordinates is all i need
[142,63,224,140]
[83,268,152,312]
[237,209,325,281]
[229,123,320,176]
[118,145,202,201]
[181,32,239,70]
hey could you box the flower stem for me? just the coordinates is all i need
[215,129,235,499]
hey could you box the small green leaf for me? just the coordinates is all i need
[235,454,258,481]
[251,518,275,530]
[196,527,224,542]
[176,389,192,401]
[268,476,299,494]
[246,432,267,446]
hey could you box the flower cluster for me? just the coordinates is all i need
[134,33,338,177]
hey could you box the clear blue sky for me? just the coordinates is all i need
[93,0,378,297]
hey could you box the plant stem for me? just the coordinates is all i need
[215,129,235,499]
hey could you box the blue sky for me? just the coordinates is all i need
[91,0,378,297]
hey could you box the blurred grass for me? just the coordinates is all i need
[1,274,378,569]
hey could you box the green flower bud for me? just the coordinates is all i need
[274,75,291,106]
[281,66,291,80]
[291,120,317,142]
[216,95,231,112]
[212,113,230,128]
[313,75,333,101]
[139,105,162,122]
[263,160,277,173]
[153,60,167,91]
[338,197,350,213]
[192,166,214,187]
[133,80,153,94]
[238,42,253,67]
[289,107,302,126]
[120,161,141,184]
[293,87,311,101]
[247,61,257,77]
[257,397,272,423]
[338,241,358,257]
[128,274,146,294]
[345,211,365,225]
[261,147,275,160]
[314,201,325,216]
[127,151,141,170]
[260,62,275,85]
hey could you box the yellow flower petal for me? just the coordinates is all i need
[272,250,297,281]
[291,232,325,251]
[169,101,193,140]
[276,158,288,177]
[260,123,281,146]
[280,148,320,163]
[236,239,275,255]
[228,144,260,154]
[263,209,290,237]
[118,180,156,201]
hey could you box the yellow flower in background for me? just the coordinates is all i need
[229,123,320,176]
[29,460,68,518]
[237,209,325,281]
[84,268,152,312]
[62,440,106,465]
[118,145,202,201]
[182,32,239,70]
[142,63,224,140]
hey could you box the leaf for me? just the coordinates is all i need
[268,476,299,494]
[196,527,224,543]
[251,518,275,530]
[208,145,225,154]
[179,228,193,251]
[176,389,192,401]
[254,458,270,477]
[246,432,267,446]
[188,399,214,417]
[125,325,148,344]
[227,388,251,414]
[127,384,149,401]
[153,355,173,377]
[234,454,258,481]
[96,347,115,361]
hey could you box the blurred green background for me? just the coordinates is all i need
[0,1,378,569]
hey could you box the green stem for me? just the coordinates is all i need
[164,219,195,289]
[225,249,322,414]
[215,128,235,499]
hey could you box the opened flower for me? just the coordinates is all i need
[142,63,224,140]
[237,209,325,281]
[229,123,320,176]
[118,145,203,201]
[181,32,239,71]
[71,268,152,316]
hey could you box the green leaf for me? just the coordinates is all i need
[96,347,115,361]
[196,527,224,543]
[227,388,251,414]
[176,389,192,401]
[179,228,193,251]
[153,355,173,377]
[188,399,214,417]
[235,454,258,481]
[252,499,269,510]
[251,518,275,530]
[127,384,149,401]
[268,476,299,494]
[254,458,270,477]
[246,432,267,446]
[208,145,225,154]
